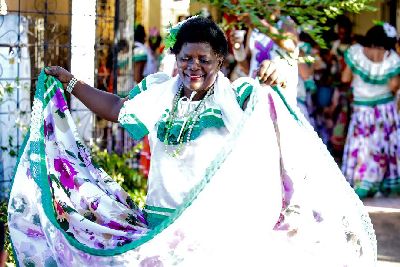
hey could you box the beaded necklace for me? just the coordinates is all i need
[164,83,214,157]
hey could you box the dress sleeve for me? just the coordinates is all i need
[118,73,171,140]
[133,45,148,62]
[234,80,254,109]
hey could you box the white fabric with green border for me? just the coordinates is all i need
[345,44,400,102]
[119,72,246,220]
[7,69,377,266]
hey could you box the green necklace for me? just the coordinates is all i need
[163,84,214,157]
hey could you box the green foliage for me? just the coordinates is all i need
[198,0,376,48]
[91,143,147,208]
[0,201,16,265]
[1,136,17,158]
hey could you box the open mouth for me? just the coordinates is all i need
[186,73,205,80]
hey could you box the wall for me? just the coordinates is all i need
[350,0,398,35]
[142,0,161,35]
[189,1,219,21]
[160,0,190,36]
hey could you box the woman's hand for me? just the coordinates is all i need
[45,66,74,88]
[257,60,286,87]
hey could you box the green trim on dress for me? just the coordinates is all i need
[144,205,176,213]
[271,85,300,122]
[144,205,176,229]
[157,108,225,145]
[353,95,394,106]
[133,54,147,62]
[344,49,400,85]
[26,70,233,256]
[235,82,254,108]
[144,212,170,229]
[26,70,302,256]
[119,113,150,140]
[128,76,148,99]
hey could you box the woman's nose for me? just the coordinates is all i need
[188,58,200,70]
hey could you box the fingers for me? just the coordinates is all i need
[45,66,62,77]
[44,66,73,83]
[257,60,286,88]
[258,61,278,85]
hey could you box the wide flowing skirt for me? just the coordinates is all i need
[8,70,376,266]
[342,100,400,198]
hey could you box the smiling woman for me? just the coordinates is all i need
[171,17,227,99]
[8,16,377,266]
[176,43,221,97]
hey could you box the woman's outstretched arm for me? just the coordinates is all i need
[45,66,126,122]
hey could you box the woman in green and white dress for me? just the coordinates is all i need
[8,16,377,266]
[342,23,400,198]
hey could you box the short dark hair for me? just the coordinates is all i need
[170,16,228,58]
[135,24,146,44]
[336,15,352,31]
[364,24,396,50]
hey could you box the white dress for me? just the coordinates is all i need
[8,70,376,266]
[342,44,400,198]
[118,72,254,227]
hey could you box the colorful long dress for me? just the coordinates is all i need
[8,69,376,266]
[342,44,400,198]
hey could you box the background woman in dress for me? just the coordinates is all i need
[341,23,400,198]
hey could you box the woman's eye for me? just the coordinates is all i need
[200,59,210,64]
[180,57,189,61]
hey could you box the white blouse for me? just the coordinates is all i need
[145,96,229,209]
[345,44,400,102]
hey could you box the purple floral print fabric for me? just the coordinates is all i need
[342,101,400,197]
[7,72,377,266]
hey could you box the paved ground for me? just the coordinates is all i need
[363,197,400,266]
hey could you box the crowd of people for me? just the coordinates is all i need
[123,14,400,200]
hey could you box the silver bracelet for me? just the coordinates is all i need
[66,77,78,94]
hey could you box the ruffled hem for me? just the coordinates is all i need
[344,44,400,85]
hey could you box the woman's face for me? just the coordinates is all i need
[176,42,222,95]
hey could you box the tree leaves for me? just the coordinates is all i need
[198,0,376,47]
